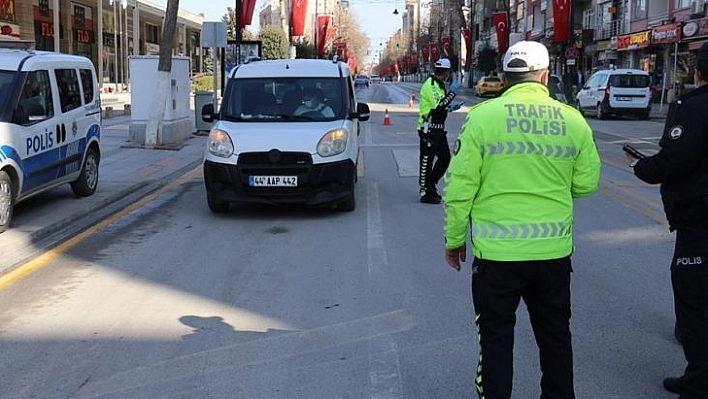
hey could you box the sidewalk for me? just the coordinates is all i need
[0,105,206,275]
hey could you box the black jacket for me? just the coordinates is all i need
[634,85,708,230]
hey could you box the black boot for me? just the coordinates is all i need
[420,191,441,204]
[662,377,682,394]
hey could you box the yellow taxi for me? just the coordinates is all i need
[475,75,504,97]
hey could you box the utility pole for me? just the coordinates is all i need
[145,0,180,147]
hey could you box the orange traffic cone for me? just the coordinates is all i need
[408,93,415,108]
[383,109,391,125]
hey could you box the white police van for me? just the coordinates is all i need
[201,58,370,212]
[576,67,652,119]
[0,40,101,233]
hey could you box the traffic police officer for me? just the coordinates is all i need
[443,41,601,398]
[416,58,461,204]
[628,42,708,398]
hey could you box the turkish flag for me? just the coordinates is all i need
[421,43,429,62]
[461,28,472,54]
[240,0,257,29]
[290,0,308,36]
[412,51,418,66]
[441,37,450,56]
[430,43,439,62]
[317,15,330,56]
[492,11,509,54]
[553,0,571,42]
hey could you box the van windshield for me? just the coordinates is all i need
[609,74,650,88]
[221,77,346,122]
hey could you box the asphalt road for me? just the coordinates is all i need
[0,83,682,398]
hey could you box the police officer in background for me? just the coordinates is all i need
[416,58,462,204]
[628,41,708,398]
[444,41,601,398]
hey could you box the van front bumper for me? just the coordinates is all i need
[204,155,355,206]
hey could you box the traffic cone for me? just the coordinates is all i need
[383,109,391,125]
[408,93,415,108]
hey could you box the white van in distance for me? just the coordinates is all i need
[576,68,652,120]
[0,40,101,233]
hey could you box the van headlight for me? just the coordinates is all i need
[317,129,348,157]
[207,129,234,158]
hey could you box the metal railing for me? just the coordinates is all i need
[595,19,622,40]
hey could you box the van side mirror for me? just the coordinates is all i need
[354,102,370,121]
[201,103,216,123]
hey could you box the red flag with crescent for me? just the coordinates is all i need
[461,28,472,54]
[492,11,509,54]
[421,43,429,62]
[290,0,308,36]
[317,15,330,56]
[430,43,439,62]
[441,37,451,56]
[240,0,257,28]
[552,0,571,42]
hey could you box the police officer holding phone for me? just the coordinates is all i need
[627,42,708,398]
[416,58,462,204]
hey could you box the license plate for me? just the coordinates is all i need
[249,175,297,187]
[617,96,631,101]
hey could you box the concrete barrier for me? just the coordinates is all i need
[123,104,131,115]
[104,106,114,119]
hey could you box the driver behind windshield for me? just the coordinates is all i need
[294,87,334,117]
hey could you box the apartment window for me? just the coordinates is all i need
[675,0,693,9]
[633,0,647,19]
[145,23,159,44]
[583,8,595,29]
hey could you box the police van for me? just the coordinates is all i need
[0,40,101,233]
[201,58,370,212]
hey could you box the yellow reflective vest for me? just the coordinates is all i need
[443,82,601,261]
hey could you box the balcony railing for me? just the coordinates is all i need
[595,19,622,40]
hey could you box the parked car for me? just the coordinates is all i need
[370,75,382,84]
[200,58,371,212]
[0,41,101,233]
[354,74,370,87]
[475,75,504,97]
[576,68,651,119]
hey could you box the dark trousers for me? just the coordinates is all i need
[418,130,450,195]
[671,227,708,399]
[471,257,575,399]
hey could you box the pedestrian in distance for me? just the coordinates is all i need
[626,41,708,399]
[416,58,463,204]
[443,41,602,398]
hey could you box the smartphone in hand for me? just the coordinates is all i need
[622,144,646,159]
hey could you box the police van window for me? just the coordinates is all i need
[55,69,82,112]
[609,74,650,88]
[79,69,95,104]
[11,70,54,126]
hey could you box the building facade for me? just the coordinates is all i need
[0,0,204,89]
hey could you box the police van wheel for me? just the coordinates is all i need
[71,147,99,197]
[337,175,356,212]
[596,103,606,120]
[0,171,13,233]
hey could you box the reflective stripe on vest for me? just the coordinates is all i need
[471,221,571,239]
[480,141,578,158]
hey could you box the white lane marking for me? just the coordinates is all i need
[366,182,402,398]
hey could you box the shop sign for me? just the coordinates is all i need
[652,23,681,44]
[596,39,611,51]
[682,17,708,40]
[617,30,650,51]
[0,23,20,39]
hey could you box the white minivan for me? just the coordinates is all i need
[201,58,370,212]
[576,68,652,119]
[0,41,101,233]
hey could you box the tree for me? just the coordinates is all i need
[258,25,289,59]
[222,7,254,41]
[477,47,498,75]
[294,39,317,59]
[145,0,180,147]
